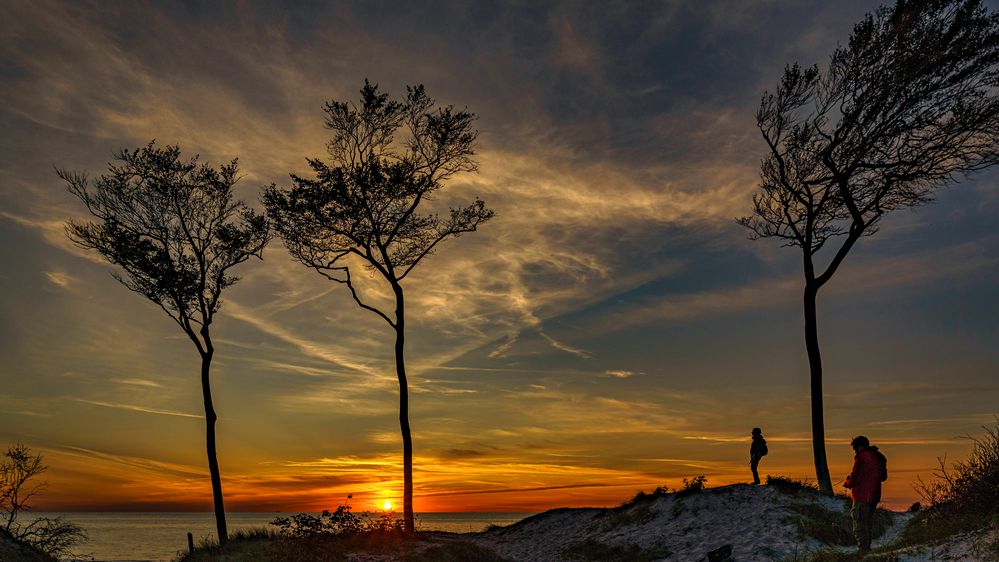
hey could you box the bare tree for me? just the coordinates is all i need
[264,82,493,532]
[1,443,86,558]
[1,443,44,533]
[740,0,999,494]
[60,142,269,542]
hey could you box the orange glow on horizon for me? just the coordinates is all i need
[27,442,956,514]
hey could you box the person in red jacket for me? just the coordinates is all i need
[843,435,887,553]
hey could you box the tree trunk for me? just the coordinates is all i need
[200,350,228,543]
[803,283,834,495]
[393,286,415,533]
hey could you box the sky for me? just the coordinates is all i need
[1,0,998,514]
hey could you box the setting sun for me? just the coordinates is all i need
[382,500,393,511]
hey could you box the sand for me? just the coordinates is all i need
[470,483,996,561]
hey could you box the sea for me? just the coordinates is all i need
[29,512,536,562]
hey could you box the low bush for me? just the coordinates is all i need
[270,505,403,538]
[884,419,999,552]
[675,475,707,499]
[892,509,998,551]
[788,502,893,547]
[766,475,818,496]
[1,444,86,559]
[916,420,999,518]
[622,484,670,506]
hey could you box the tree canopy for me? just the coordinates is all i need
[265,81,492,532]
[739,0,999,495]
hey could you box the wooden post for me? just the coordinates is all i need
[187,532,194,553]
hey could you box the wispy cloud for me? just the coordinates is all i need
[111,378,162,388]
[44,270,74,289]
[71,398,201,419]
[224,300,387,380]
[541,331,593,359]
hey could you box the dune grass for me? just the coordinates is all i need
[177,529,509,562]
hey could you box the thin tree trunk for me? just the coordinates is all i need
[803,283,834,495]
[200,350,228,543]
[393,286,414,533]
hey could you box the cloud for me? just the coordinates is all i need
[44,270,74,289]
[71,398,202,419]
[224,299,387,380]
[112,378,162,388]
[606,370,637,379]
[540,331,593,359]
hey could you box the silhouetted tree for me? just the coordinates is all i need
[60,142,269,542]
[740,0,999,495]
[264,82,492,532]
[1,443,86,558]
[1,443,44,533]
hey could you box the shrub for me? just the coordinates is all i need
[675,475,706,498]
[270,505,404,539]
[623,484,671,506]
[916,420,999,517]
[788,503,893,547]
[1,444,86,559]
[766,475,818,496]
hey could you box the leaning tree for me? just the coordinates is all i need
[264,82,492,532]
[61,142,269,542]
[740,0,999,494]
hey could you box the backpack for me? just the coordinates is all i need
[876,450,888,482]
[754,437,768,457]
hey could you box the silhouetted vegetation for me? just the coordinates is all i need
[180,519,505,562]
[622,485,670,506]
[270,505,402,538]
[739,0,999,495]
[597,476,709,529]
[61,142,270,543]
[766,475,819,496]
[675,475,707,498]
[0,444,85,559]
[264,81,492,532]
[917,419,999,516]
[890,420,999,549]
[621,475,707,507]
[0,528,57,562]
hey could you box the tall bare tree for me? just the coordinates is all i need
[264,82,493,532]
[61,142,269,542]
[740,0,999,495]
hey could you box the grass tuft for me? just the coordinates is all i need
[561,538,671,562]
[767,475,818,496]
[787,502,893,547]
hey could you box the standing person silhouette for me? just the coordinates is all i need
[844,435,887,554]
[750,427,768,485]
